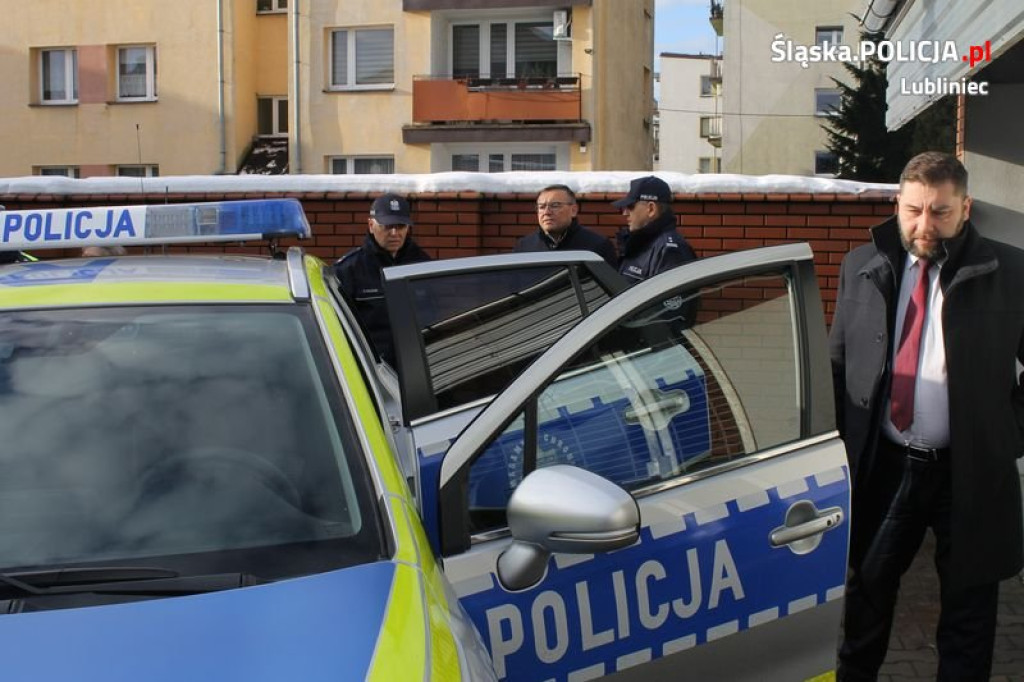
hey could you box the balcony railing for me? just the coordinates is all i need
[412,74,582,124]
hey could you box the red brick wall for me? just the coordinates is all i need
[0,189,897,321]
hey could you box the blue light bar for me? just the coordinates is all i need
[0,199,311,252]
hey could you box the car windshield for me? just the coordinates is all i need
[0,305,381,582]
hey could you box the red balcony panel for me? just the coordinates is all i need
[412,76,582,123]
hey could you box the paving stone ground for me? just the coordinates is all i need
[875,531,1024,681]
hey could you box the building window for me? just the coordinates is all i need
[450,19,556,79]
[258,96,288,136]
[815,151,839,176]
[700,74,713,97]
[815,26,843,47]
[698,157,720,174]
[815,88,841,116]
[116,165,159,177]
[40,49,78,104]
[449,151,556,172]
[117,45,157,100]
[699,116,721,138]
[37,166,80,178]
[330,28,394,90]
[256,0,287,12]
[329,156,395,174]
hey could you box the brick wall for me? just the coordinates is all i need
[0,188,897,321]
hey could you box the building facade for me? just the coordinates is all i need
[720,0,861,176]
[0,0,655,178]
[656,53,721,173]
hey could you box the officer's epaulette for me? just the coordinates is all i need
[333,249,362,267]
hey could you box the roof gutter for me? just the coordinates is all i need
[860,0,902,34]
[291,0,302,174]
[217,0,228,174]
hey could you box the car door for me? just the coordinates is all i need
[431,243,849,681]
[380,251,626,543]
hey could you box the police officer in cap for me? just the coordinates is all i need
[613,175,696,285]
[334,193,430,366]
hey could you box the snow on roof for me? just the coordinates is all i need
[0,171,898,198]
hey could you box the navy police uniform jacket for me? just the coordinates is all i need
[515,219,617,267]
[334,234,431,366]
[617,211,697,285]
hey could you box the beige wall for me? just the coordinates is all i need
[0,0,228,177]
[591,0,655,171]
[721,0,860,176]
[296,2,432,174]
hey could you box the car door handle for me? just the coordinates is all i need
[770,504,844,553]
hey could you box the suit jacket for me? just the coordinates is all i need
[829,216,1024,588]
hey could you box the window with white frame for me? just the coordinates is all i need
[448,150,557,172]
[116,165,159,178]
[117,46,157,100]
[37,166,80,178]
[815,88,841,116]
[700,74,713,97]
[698,157,720,174]
[329,156,395,174]
[40,49,78,104]
[450,19,557,79]
[815,151,839,176]
[330,28,394,89]
[256,0,287,12]
[699,116,722,138]
[815,26,843,47]
[258,96,288,136]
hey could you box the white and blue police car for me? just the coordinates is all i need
[0,199,849,681]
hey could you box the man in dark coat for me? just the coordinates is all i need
[334,193,430,366]
[830,152,1024,681]
[515,184,616,267]
[612,175,697,285]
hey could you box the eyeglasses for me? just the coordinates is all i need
[536,202,573,212]
[374,222,411,232]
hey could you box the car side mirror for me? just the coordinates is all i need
[496,465,640,591]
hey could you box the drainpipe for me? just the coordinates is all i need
[217,0,227,174]
[292,0,302,174]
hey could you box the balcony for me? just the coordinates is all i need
[412,74,582,124]
[710,0,724,37]
[405,74,589,144]
[701,115,723,148]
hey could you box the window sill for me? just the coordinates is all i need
[325,84,395,93]
[256,9,288,15]
[110,97,159,104]
[30,101,79,107]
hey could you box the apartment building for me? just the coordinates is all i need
[0,0,654,178]
[719,0,862,176]
[656,53,722,173]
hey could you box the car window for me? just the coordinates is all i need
[466,270,800,533]
[407,264,611,413]
[0,305,381,579]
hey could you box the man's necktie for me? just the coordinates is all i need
[890,260,931,432]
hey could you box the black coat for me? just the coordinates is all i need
[334,234,431,365]
[514,219,617,267]
[829,216,1024,588]
[616,211,697,285]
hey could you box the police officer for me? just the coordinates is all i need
[334,193,430,366]
[612,175,697,285]
[515,184,616,267]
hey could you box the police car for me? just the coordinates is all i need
[0,199,849,681]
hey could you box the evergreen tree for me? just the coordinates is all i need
[823,38,954,182]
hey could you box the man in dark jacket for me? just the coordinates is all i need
[515,184,616,266]
[612,175,696,285]
[830,152,1024,681]
[334,193,430,366]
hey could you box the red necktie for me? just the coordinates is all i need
[890,260,931,432]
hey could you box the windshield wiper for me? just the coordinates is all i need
[0,567,268,599]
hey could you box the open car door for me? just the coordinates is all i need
[430,243,849,681]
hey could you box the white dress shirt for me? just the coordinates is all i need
[883,253,951,448]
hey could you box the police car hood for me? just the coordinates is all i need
[0,562,396,681]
